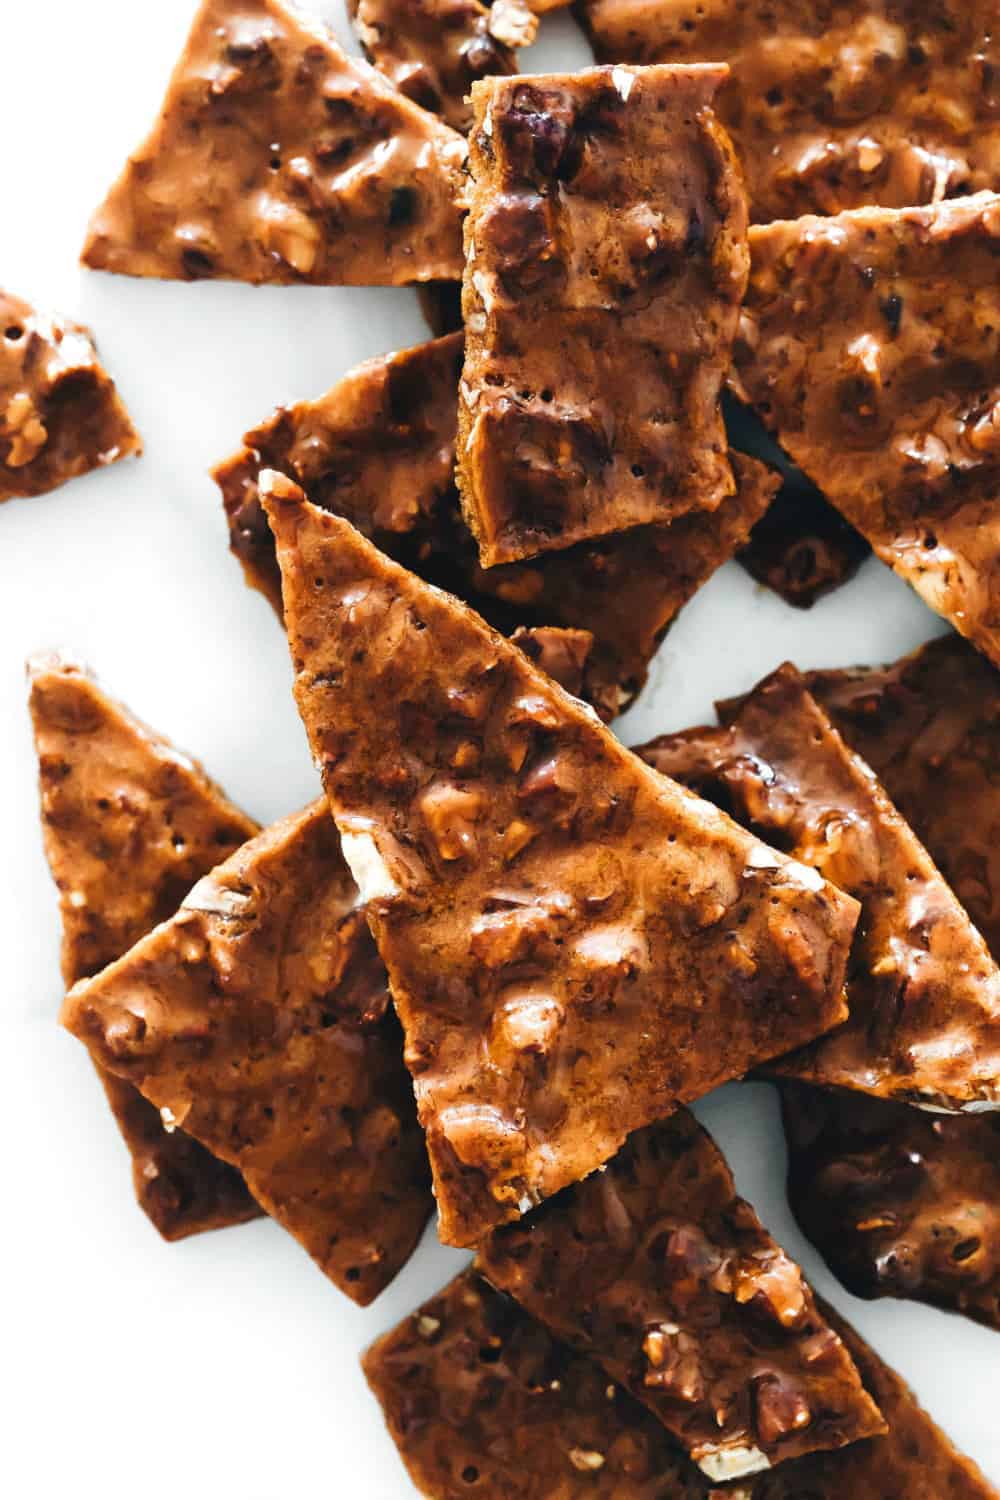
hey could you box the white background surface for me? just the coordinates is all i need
[2,2,997,1495]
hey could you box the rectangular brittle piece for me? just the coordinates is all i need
[363,1269,998,1498]
[29,652,261,1241]
[638,663,1000,1111]
[1,291,140,503]
[732,194,1000,664]
[61,800,432,1303]
[214,333,778,715]
[457,65,748,565]
[82,0,467,286]
[578,0,1000,223]
[262,475,858,1246]
[478,1111,884,1478]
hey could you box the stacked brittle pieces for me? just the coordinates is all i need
[21,0,1000,1493]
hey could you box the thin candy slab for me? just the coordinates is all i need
[262,476,858,1246]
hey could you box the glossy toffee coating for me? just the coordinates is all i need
[775,638,1000,1327]
[733,194,1000,665]
[348,0,518,132]
[363,1269,998,1498]
[214,334,778,715]
[61,800,432,1304]
[0,291,139,503]
[262,476,858,1246]
[458,66,748,565]
[28,653,260,1240]
[479,1112,884,1477]
[638,664,1000,1112]
[82,0,467,286]
[578,0,1000,224]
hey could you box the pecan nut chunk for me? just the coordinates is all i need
[457,66,749,566]
[81,0,467,286]
[363,1270,997,1499]
[348,0,518,133]
[261,475,858,1247]
[578,0,1000,224]
[774,638,1000,1328]
[0,292,140,503]
[639,664,1000,1112]
[478,1112,884,1477]
[732,195,1000,666]
[60,801,432,1304]
[28,653,260,1242]
[213,333,777,716]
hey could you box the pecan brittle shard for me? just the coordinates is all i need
[82,0,467,286]
[213,332,777,717]
[457,65,748,565]
[733,193,1000,665]
[478,1111,885,1472]
[28,651,260,1241]
[363,1268,998,1498]
[60,799,432,1303]
[261,473,858,1246]
[638,662,1000,1112]
[1,291,140,504]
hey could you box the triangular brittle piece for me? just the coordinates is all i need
[736,465,870,610]
[61,799,432,1304]
[479,1112,885,1478]
[638,664,1000,1111]
[82,0,467,286]
[364,1271,997,1500]
[261,475,858,1246]
[457,67,748,565]
[732,195,1000,665]
[28,652,260,1240]
[579,0,1000,223]
[776,638,1000,1329]
[348,0,518,132]
[1,292,140,503]
[213,332,778,714]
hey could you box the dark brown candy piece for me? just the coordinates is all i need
[732,195,1000,665]
[82,0,467,286]
[738,467,870,610]
[579,0,1000,224]
[61,801,432,1303]
[214,334,778,715]
[1,291,140,503]
[363,1268,998,1498]
[638,663,1000,1112]
[28,652,260,1241]
[262,475,858,1246]
[479,1112,884,1478]
[458,66,748,564]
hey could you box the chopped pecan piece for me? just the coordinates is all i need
[479,1113,883,1471]
[262,473,858,1248]
[82,0,467,286]
[60,801,432,1302]
[457,66,749,564]
[0,291,139,503]
[28,653,259,1241]
[364,1268,995,1498]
